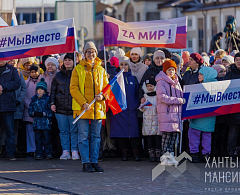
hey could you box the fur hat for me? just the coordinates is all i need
[45,57,59,69]
[162,60,177,73]
[20,57,35,66]
[115,48,125,60]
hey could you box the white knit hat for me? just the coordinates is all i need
[119,56,130,65]
[222,55,234,64]
[45,57,59,69]
[20,57,35,66]
[202,56,210,66]
[153,50,165,61]
[115,48,125,60]
[130,47,142,57]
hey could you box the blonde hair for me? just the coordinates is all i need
[215,50,226,60]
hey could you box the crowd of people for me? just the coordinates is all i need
[0,40,240,172]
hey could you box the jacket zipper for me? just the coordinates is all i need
[92,68,96,120]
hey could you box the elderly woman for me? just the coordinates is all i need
[51,53,80,160]
[70,41,108,172]
[39,57,59,94]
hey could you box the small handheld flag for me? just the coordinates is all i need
[102,69,127,115]
[138,101,152,110]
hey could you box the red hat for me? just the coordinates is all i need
[110,56,119,68]
[190,53,203,65]
[162,60,177,73]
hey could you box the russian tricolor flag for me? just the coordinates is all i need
[102,69,127,115]
[0,17,8,28]
[11,9,18,26]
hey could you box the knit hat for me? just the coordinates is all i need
[202,56,210,66]
[230,50,238,57]
[36,78,47,92]
[234,52,240,61]
[98,50,109,60]
[214,59,222,65]
[110,56,119,68]
[83,41,98,56]
[190,53,203,65]
[182,51,190,64]
[115,48,125,59]
[162,60,177,73]
[109,50,116,59]
[222,55,234,64]
[145,76,156,86]
[30,65,38,72]
[153,50,165,61]
[212,65,226,74]
[130,47,142,57]
[45,57,59,69]
[64,53,74,61]
[58,54,66,61]
[119,56,130,65]
[171,53,181,65]
[143,53,153,62]
[20,57,35,66]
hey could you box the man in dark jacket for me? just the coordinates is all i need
[224,52,240,160]
[209,32,223,52]
[0,60,21,160]
[98,50,116,81]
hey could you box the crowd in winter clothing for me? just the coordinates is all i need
[1,40,240,171]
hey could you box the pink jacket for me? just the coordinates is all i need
[39,70,58,94]
[23,77,39,122]
[155,71,184,133]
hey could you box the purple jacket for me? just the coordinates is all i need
[23,77,39,122]
[155,71,184,133]
[39,70,58,94]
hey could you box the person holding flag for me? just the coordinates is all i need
[70,41,108,172]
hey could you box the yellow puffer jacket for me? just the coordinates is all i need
[70,57,109,120]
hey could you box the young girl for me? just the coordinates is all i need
[23,65,40,156]
[155,60,185,166]
[140,76,161,162]
[188,67,217,162]
[110,56,140,161]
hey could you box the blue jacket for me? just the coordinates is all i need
[14,72,27,119]
[28,93,52,130]
[189,67,218,132]
[110,71,139,138]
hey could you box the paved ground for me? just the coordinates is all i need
[0,157,240,194]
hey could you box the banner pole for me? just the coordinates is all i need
[104,46,107,71]
[179,49,183,76]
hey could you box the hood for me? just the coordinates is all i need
[20,64,29,71]
[142,82,156,94]
[199,66,217,83]
[155,71,178,85]
[79,57,102,70]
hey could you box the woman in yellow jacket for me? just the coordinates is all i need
[70,42,109,172]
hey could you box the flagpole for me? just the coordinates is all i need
[104,46,107,71]
[72,69,124,125]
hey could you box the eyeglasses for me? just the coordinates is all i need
[87,51,96,55]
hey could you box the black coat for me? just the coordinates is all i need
[139,61,162,99]
[209,34,221,52]
[106,62,116,81]
[224,64,240,125]
[50,66,73,115]
[182,69,200,86]
[0,64,21,112]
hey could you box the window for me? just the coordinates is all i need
[119,15,122,21]
[188,40,193,48]
[211,17,218,37]
[125,3,134,22]
[137,12,140,21]
[146,12,160,21]
[198,18,204,53]
[188,18,192,27]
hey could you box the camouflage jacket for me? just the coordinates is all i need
[28,93,52,130]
